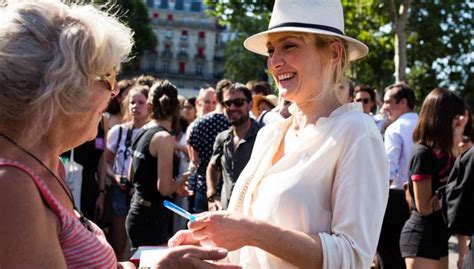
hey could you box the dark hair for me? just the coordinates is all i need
[355,84,376,101]
[385,83,416,110]
[148,80,180,123]
[215,79,233,104]
[413,88,467,155]
[187,97,196,108]
[128,84,150,100]
[134,75,156,88]
[105,79,134,115]
[249,81,271,96]
[224,83,252,101]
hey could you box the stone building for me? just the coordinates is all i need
[140,0,225,96]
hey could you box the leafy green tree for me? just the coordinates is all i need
[94,0,157,70]
[408,1,473,104]
[205,1,473,108]
[205,0,272,83]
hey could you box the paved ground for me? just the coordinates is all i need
[449,235,462,269]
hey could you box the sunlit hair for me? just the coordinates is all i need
[413,88,467,156]
[0,0,134,144]
[302,33,350,104]
[148,80,180,125]
[196,86,216,117]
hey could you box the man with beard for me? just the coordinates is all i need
[206,83,261,211]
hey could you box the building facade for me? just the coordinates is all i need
[141,0,225,95]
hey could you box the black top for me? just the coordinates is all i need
[408,144,453,211]
[210,119,260,209]
[130,126,169,205]
[444,147,474,236]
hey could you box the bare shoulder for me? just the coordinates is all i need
[151,129,174,144]
[0,167,66,267]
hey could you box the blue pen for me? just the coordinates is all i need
[163,200,196,222]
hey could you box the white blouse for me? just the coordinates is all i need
[227,103,389,269]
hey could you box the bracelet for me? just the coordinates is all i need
[98,189,106,194]
[207,193,219,202]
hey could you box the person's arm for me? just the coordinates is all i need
[206,161,222,211]
[105,125,122,186]
[0,169,67,267]
[175,139,189,156]
[188,145,200,169]
[152,132,187,196]
[178,132,389,269]
[95,150,107,219]
[411,178,439,215]
[384,128,402,186]
[206,136,224,211]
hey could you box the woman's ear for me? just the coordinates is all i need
[330,41,343,65]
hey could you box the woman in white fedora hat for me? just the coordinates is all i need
[169,1,389,268]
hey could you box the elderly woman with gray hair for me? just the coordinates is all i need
[0,1,239,268]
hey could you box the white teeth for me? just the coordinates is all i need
[278,73,295,81]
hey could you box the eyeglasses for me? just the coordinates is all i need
[355,98,370,104]
[223,98,247,108]
[96,67,118,96]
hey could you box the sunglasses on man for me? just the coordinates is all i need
[355,98,370,104]
[223,98,248,108]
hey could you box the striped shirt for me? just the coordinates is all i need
[0,159,116,268]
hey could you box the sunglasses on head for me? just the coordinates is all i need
[96,67,118,96]
[355,98,370,104]
[223,98,247,108]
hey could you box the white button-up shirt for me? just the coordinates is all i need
[228,103,389,269]
[384,112,418,190]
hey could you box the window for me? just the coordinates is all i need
[162,62,170,73]
[167,14,173,21]
[196,64,203,75]
[181,30,188,36]
[198,31,205,39]
[175,0,184,10]
[179,62,185,74]
[165,29,173,39]
[190,1,201,12]
[153,12,159,18]
[160,0,169,9]
[164,44,172,54]
[197,47,204,57]
[148,61,155,72]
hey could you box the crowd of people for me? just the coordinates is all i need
[0,0,473,268]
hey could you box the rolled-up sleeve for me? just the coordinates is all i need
[320,133,389,269]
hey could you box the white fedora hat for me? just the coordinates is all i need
[244,0,368,61]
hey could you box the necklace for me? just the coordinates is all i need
[0,132,93,232]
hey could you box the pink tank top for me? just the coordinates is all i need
[0,159,117,268]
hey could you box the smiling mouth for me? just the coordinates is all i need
[277,72,296,82]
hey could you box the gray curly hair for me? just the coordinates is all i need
[0,0,134,144]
